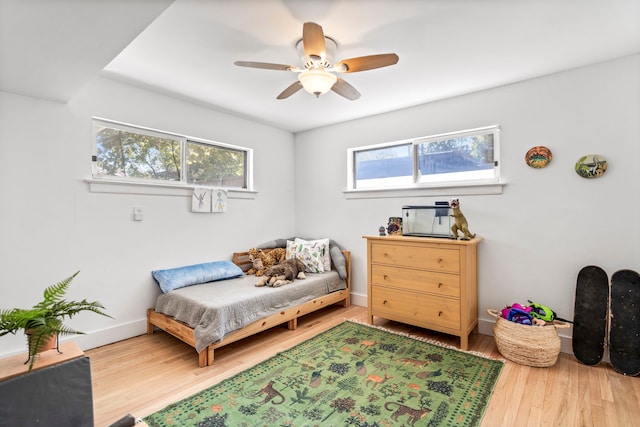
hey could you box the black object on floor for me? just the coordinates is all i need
[572,265,609,366]
[0,357,93,427]
[610,269,640,376]
[107,414,137,427]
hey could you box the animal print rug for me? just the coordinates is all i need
[144,321,503,426]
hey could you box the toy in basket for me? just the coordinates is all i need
[487,308,570,367]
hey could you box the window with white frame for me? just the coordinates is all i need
[92,118,252,190]
[347,125,500,190]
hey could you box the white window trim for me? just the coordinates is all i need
[346,125,504,198]
[85,178,257,199]
[91,117,254,192]
[343,180,506,199]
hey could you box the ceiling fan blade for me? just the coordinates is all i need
[336,53,399,73]
[331,78,360,101]
[303,22,326,61]
[234,61,294,71]
[277,81,303,99]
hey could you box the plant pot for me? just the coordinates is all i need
[26,330,58,354]
[37,334,57,352]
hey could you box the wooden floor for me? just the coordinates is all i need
[87,305,640,427]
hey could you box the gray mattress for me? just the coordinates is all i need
[154,271,346,353]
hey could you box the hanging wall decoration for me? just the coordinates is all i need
[192,188,228,213]
[525,146,552,168]
[575,154,608,179]
[212,189,228,213]
[191,188,228,213]
[192,188,212,212]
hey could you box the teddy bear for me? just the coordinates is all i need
[246,247,287,276]
[255,258,306,287]
[247,254,264,276]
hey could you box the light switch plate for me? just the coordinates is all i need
[133,206,143,221]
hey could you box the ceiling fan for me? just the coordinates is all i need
[234,22,399,100]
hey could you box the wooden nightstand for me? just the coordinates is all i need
[364,235,482,350]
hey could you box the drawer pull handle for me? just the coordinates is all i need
[383,275,388,280]
[438,282,443,288]
[438,311,443,317]
[438,258,443,263]
[383,300,388,305]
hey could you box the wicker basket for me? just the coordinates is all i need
[487,309,570,367]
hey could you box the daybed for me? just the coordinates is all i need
[147,245,350,367]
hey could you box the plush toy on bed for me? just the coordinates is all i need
[255,258,306,287]
[246,247,287,276]
[248,255,264,276]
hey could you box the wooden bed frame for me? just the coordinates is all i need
[147,250,351,367]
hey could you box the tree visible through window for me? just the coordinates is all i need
[186,141,246,187]
[95,127,181,181]
[93,119,250,189]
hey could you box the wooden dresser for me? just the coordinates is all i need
[364,235,482,350]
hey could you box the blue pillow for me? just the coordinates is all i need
[152,261,244,293]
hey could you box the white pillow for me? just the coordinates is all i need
[287,238,325,273]
[295,238,331,272]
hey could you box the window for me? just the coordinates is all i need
[92,118,252,190]
[353,142,414,189]
[347,125,500,191]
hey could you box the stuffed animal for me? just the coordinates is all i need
[248,255,263,276]
[246,248,262,275]
[255,258,306,287]
[450,198,476,240]
[246,247,287,276]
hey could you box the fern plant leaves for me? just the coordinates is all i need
[0,271,111,370]
[32,271,77,311]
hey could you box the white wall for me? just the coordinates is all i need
[2,54,638,358]
[294,54,640,346]
[0,77,295,356]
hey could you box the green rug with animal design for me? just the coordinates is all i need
[144,321,503,427]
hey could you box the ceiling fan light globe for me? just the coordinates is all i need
[298,69,337,97]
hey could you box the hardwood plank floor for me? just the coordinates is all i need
[87,305,640,427]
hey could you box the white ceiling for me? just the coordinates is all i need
[2,0,640,133]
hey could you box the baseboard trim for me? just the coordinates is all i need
[71,318,148,351]
[350,292,367,308]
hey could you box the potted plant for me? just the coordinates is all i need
[0,271,111,370]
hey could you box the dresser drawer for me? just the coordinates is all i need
[371,265,460,297]
[371,286,461,330]
[370,242,460,273]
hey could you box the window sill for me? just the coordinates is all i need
[343,181,506,199]
[85,178,257,199]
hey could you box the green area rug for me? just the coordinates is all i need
[144,321,503,426]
